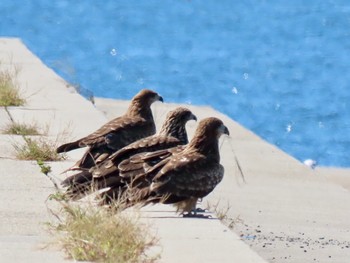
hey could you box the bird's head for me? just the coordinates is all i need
[134,89,163,106]
[199,117,230,139]
[159,107,197,141]
[173,107,197,122]
[163,107,197,125]
[187,117,229,155]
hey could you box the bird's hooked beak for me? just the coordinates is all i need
[158,95,164,103]
[219,124,230,136]
[189,113,197,122]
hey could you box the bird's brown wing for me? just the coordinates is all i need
[118,145,185,181]
[150,151,224,199]
[80,116,154,148]
[126,152,224,208]
[95,145,179,205]
[56,115,155,154]
[62,116,157,171]
[110,135,180,162]
[92,136,181,178]
[94,140,186,205]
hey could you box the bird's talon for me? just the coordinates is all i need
[194,208,207,213]
[182,211,211,219]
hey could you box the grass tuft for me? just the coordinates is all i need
[47,197,158,263]
[13,137,65,161]
[2,121,40,136]
[0,66,25,106]
[205,200,243,229]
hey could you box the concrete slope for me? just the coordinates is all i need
[0,38,266,262]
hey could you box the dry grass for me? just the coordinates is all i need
[13,137,65,161]
[47,196,158,263]
[1,121,41,136]
[205,200,243,229]
[0,65,25,106]
[10,122,72,161]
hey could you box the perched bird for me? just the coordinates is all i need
[56,89,163,170]
[61,107,197,200]
[122,117,229,216]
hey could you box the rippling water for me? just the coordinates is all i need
[1,0,350,167]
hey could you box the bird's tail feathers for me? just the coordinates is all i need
[56,140,81,153]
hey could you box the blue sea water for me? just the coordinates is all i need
[1,0,350,167]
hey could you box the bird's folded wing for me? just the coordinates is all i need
[151,154,224,198]
[80,116,147,146]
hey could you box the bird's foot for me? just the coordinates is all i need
[194,207,207,213]
[182,208,211,218]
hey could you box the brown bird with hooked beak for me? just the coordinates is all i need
[121,117,229,216]
[56,89,163,170]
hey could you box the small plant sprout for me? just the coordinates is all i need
[37,159,52,175]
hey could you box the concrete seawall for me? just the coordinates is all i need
[1,38,349,262]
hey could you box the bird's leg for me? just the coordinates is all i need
[181,198,211,218]
[175,198,210,218]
